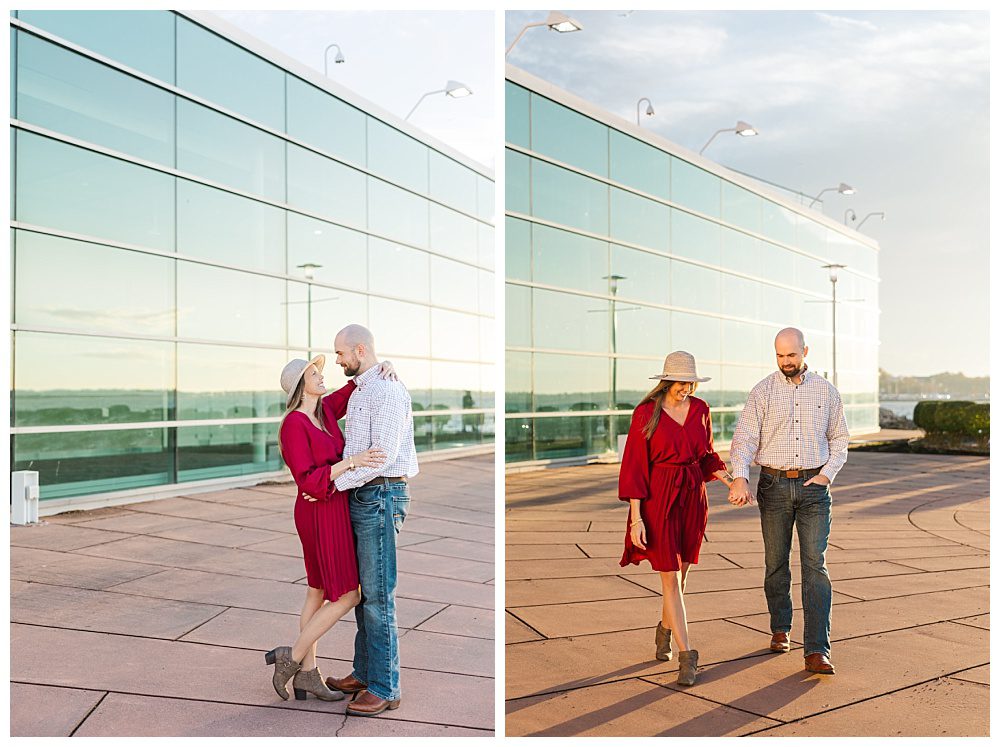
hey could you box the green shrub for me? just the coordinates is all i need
[912,401,941,430]
[959,403,989,438]
[931,401,975,434]
[914,400,989,439]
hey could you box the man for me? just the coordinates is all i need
[323,324,419,716]
[729,327,849,675]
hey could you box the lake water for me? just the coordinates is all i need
[881,400,988,419]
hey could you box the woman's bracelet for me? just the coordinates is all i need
[630,518,644,528]
[349,456,356,470]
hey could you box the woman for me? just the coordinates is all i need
[619,350,734,687]
[264,354,393,701]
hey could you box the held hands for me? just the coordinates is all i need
[803,474,831,487]
[305,447,388,502]
[728,477,755,507]
[378,360,398,381]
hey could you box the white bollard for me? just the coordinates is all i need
[11,471,40,525]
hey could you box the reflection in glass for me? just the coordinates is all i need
[531,159,609,236]
[671,209,720,266]
[761,199,797,247]
[506,351,531,413]
[368,177,428,248]
[369,297,429,357]
[534,353,609,412]
[533,287,608,354]
[429,203,477,263]
[611,187,669,251]
[609,129,669,199]
[368,237,430,304]
[286,213,367,293]
[288,143,367,228]
[721,227,760,278]
[533,223,608,294]
[613,358,659,410]
[614,305,670,356]
[506,284,532,348]
[533,414,610,460]
[431,255,477,311]
[479,316,495,363]
[722,319,763,365]
[505,81,530,148]
[430,150,476,216]
[506,149,530,215]
[506,217,531,281]
[530,92,608,177]
[177,343,286,420]
[308,288,369,356]
[721,272,761,319]
[610,245,670,306]
[671,311,721,363]
[671,261,720,313]
[476,175,494,223]
[431,360,481,408]
[177,263,285,346]
[177,422,282,483]
[286,75,366,166]
[671,158,720,218]
[367,118,428,195]
[477,222,494,270]
[478,270,494,315]
[721,181,761,234]
[431,308,480,361]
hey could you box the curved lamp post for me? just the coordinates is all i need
[857,211,885,229]
[323,44,345,76]
[405,80,473,121]
[844,208,856,225]
[636,97,654,126]
[506,11,583,56]
[809,182,855,208]
[699,120,757,155]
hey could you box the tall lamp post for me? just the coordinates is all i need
[323,44,345,76]
[821,264,846,388]
[636,97,654,126]
[297,262,322,357]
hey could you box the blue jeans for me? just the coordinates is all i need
[756,472,833,657]
[349,480,410,701]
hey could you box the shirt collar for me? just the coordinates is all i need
[779,363,810,385]
[354,364,381,388]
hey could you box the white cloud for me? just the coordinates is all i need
[816,12,878,32]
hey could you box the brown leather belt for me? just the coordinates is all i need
[360,475,406,489]
[760,466,822,480]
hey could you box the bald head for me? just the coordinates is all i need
[775,327,805,351]
[336,324,374,351]
[774,327,808,379]
[334,324,377,377]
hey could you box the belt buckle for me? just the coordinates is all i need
[785,469,801,479]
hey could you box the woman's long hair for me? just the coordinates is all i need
[637,379,698,440]
[277,375,327,460]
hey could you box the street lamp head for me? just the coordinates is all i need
[838,183,856,196]
[645,102,655,117]
[445,80,473,98]
[822,263,846,283]
[297,262,323,280]
[546,11,583,33]
[334,51,345,64]
[735,120,757,137]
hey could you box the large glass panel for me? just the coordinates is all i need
[431,360,481,408]
[176,17,284,130]
[722,319,763,365]
[505,416,533,462]
[719,364,768,407]
[369,297,429,357]
[721,272,761,320]
[532,223,608,294]
[610,245,670,305]
[367,177,427,248]
[476,174,494,223]
[671,158,719,218]
[506,351,531,413]
[13,331,173,427]
[795,252,829,296]
[477,222,494,270]
[534,353,609,412]
[177,180,284,272]
[431,255,477,311]
[368,237,429,304]
[177,263,285,346]
[796,215,826,256]
[671,209,720,266]
[759,241,795,286]
[531,159,608,236]
[533,414,611,460]
[177,99,285,201]
[288,144,367,228]
[286,75,365,166]
[614,357,661,410]
[15,131,174,251]
[286,213,367,293]
[530,93,608,176]
[429,203,477,263]
[721,180,761,234]
[761,199,797,246]
[506,216,531,281]
[479,316,495,362]
[431,308,479,361]
[16,31,174,165]
[615,305,670,356]
[671,311,721,363]
[533,288,608,354]
[609,129,669,199]
[304,287,368,356]
[14,429,172,500]
[506,284,531,348]
[505,81,529,148]
[177,422,282,483]
[721,227,760,278]
[611,187,669,252]
[18,10,175,83]
[14,230,175,337]
[367,118,428,194]
[398,357,431,412]
[505,148,530,215]
[760,284,800,326]
[672,261,720,313]
[429,151,476,216]
[176,343,286,419]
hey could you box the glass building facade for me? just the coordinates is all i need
[505,67,879,464]
[9,11,495,508]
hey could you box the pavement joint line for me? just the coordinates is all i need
[945,676,989,688]
[949,619,991,631]
[635,674,791,726]
[174,604,233,642]
[399,546,495,566]
[408,604,453,631]
[952,509,989,538]
[575,543,592,558]
[906,495,992,550]
[506,610,548,641]
[67,690,109,737]
[714,554,745,569]
[333,713,349,736]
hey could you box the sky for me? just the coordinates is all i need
[215,10,496,169]
[506,10,990,378]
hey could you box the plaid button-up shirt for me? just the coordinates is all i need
[730,367,850,483]
[333,364,419,491]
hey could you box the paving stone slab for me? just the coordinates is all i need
[402,536,495,563]
[506,544,588,561]
[46,506,131,523]
[748,677,988,737]
[832,567,989,600]
[507,613,543,644]
[10,523,132,551]
[337,718,489,737]
[109,568,308,614]
[234,534,304,557]
[395,530,447,548]
[506,520,592,532]
[888,555,991,572]
[396,572,494,609]
[402,517,494,544]
[507,531,622,546]
[398,548,495,583]
[221,512,297,533]
[11,550,164,591]
[400,629,494,677]
[409,502,495,527]
[645,622,988,722]
[954,510,989,531]
[75,512,205,535]
[721,545,986,568]
[506,576,656,608]
[10,683,106,737]
[127,497,274,521]
[507,554,739,581]
[149,522,287,548]
[506,677,781,737]
[949,664,989,685]
[830,536,958,549]
[953,613,989,630]
[506,619,781,700]
[417,604,494,639]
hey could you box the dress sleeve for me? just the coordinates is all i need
[280,414,336,502]
[321,380,357,423]
[698,404,727,482]
[618,405,652,502]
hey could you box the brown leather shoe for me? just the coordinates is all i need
[346,689,401,716]
[804,653,836,674]
[325,673,367,693]
[770,632,791,653]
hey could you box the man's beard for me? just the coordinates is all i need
[343,361,361,376]
[780,362,803,378]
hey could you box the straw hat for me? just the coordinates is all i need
[280,354,325,408]
[649,350,711,382]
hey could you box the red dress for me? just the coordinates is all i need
[619,396,726,572]
[279,381,359,602]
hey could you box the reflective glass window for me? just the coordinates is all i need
[176,343,286,419]
[177,263,284,345]
[431,360,481,408]
[795,252,829,296]
[370,297,429,357]
[613,357,661,410]
[284,282,368,353]
[506,284,531,348]
[286,213,367,293]
[671,158,719,218]
[177,422,282,482]
[288,144,366,229]
[506,217,531,281]
[672,261,720,313]
[286,75,365,166]
[16,32,174,165]
[476,175,494,223]
[532,223,608,294]
[506,351,531,413]
[478,269,495,315]
[719,364,767,407]
[176,17,284,130]
[13,331,173,427]
[367,118,428,194]
[479,316,495,362]
[759,241,795,285]
[14,230,174,337]
[721,272,761,320]
[671,311,721,363]
[611,187,669,251]
[368,237,429,304]
[610,245,670,305]
[533,414,610,460]
[505,148,530,215]
[432,308,480,361]
[431,255,477,311]
[429,151,476,215]
[367,177,427,248]
[429,203,477,263]
[721,227,760,278]
[722,319,763,366]
[531,159,608,236]
[796,216,826,256]
[760,284,800,326]
[721,180,761,234]
[177,180,284,272]
[15,131,175,251]
[609,129,669,199]
[761,199,797,246]
[177,99,285,202]
[534,353,609,412]
[530,93,607,176]
[671,209,720,266]
[505,417,533,461]
[399,358,432,412]
[18,10,175,83]
[533,288,608,354]
[615,305,670,356]
[477,222,494,270]
[505,81,529,148]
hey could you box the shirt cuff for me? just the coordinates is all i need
[819,466,838,483]
[732,466,751,481]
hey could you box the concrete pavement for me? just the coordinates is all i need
[505,451,989,737]
[11,455,495,737]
